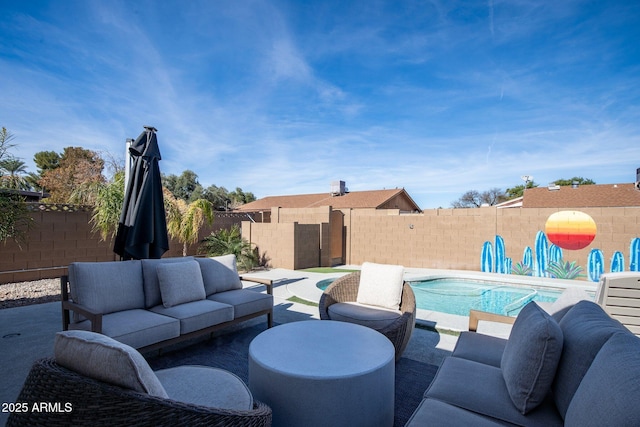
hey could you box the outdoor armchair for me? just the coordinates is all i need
[319,267,416,360]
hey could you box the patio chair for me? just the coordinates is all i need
[319,263,416,360]
[7,331,271,427]
[596,272,640,336]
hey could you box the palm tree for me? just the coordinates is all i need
[164,191,214,256]
[87,171,125,242]
[200,224,259,271]
[0,157,30,190]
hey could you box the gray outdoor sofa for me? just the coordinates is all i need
[406,300,640,426]
[61,255,273,353]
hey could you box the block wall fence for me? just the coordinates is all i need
[2,204,639,284]
[0,207,248,284]
[243,206,640,279]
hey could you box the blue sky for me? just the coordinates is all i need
[1,0,639,209]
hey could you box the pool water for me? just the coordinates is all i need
[317,278,560,317]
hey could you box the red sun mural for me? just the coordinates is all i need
[545,210,597,250]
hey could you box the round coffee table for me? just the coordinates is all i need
[248,320,395,427]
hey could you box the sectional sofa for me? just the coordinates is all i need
[61,255,273,353]
[406,300,640,426]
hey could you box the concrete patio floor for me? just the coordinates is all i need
[0,268,470,426]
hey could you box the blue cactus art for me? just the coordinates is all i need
[548,244,563,264]
[495,236,506,274]
[481,241,493,272]
[610,251,625,273]
[588,249,604,282]
[534,231,549,277]
[631,238,640,272]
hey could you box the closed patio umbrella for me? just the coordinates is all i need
[113,126,169,260]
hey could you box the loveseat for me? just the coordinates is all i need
[406,300,640,426]
[61,255,273,353]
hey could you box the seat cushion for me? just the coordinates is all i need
[552,300,628,419]
[69,260,144,315]
[328,302,401,330]
[195,255,242,295]
[69,309,180,349]
[141,257,194,308]
[150,300,234,334]
[155,366,253,410]
[405,398,509,427]
[564,332,640,427]
[451,331,507,368]
[425,356,563,426]
[501,302,563,414]
[208,289,273,319]
[54,330,167,398]
[156,260,206,308]
[356,262,404,310]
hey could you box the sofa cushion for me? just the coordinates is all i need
[405,398,509,427]
[150,300,234,334]
[208,289,273,319]
[356,262,404,310]
[451,331,507,368]
[552,300,628,419]
[69,309,180,349]
[195,255,242,295]
[501,302,563,414]
[69,260,144,315]
[156,260,206,308]
[54,330,167,398]
[425,356,563,426]
[141,257,194,308]
[328,302,401,330]
[155,366,253,410]
[564,332,640,427]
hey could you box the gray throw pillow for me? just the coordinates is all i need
[54,330,168,397]
[501,302,563,414]
[195,255,242,295]
[157,260,206,308]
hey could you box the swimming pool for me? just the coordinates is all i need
[316,277,561,317]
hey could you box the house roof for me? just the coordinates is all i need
[235,188,421,212]
[522,183,640,208]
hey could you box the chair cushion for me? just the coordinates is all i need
[195,255,242,295]
[452,331,507,368]
[328,302,401,330]
[155,366,253,410]
[69,260,144,315]
[150,300,234,334]
[208,289,273,318]
[356,262,404,310]
[156,260,206,308]
[501,302,563,414]
[141,257,194,308]
[54,330,167,398]
[564,332,640,427]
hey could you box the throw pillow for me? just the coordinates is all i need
[54,330,168,397]
[501,302,563,414]
[156,260,206,308]
[356,262,404,310]
[195,255,242,295]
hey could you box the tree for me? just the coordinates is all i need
[164,190,215,256]
[0,157,30,190]
[0,191,34,245]
[0,127,16,162]
[200,224,259,271]
[33,150,61,175]
[38,147,105,203]
[552,177,595,186]
[505,181,539,199]
[162,170,200,202]
[451,188,506,208]
[228,187,256,208]
[86,171,125,242]
[202,184,231,210]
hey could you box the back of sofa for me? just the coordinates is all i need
[68,260,145,317]
[552,301,629,420]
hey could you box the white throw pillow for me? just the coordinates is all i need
[156,260,206,308]
[356,262,405,310]
[54,330,168,397]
